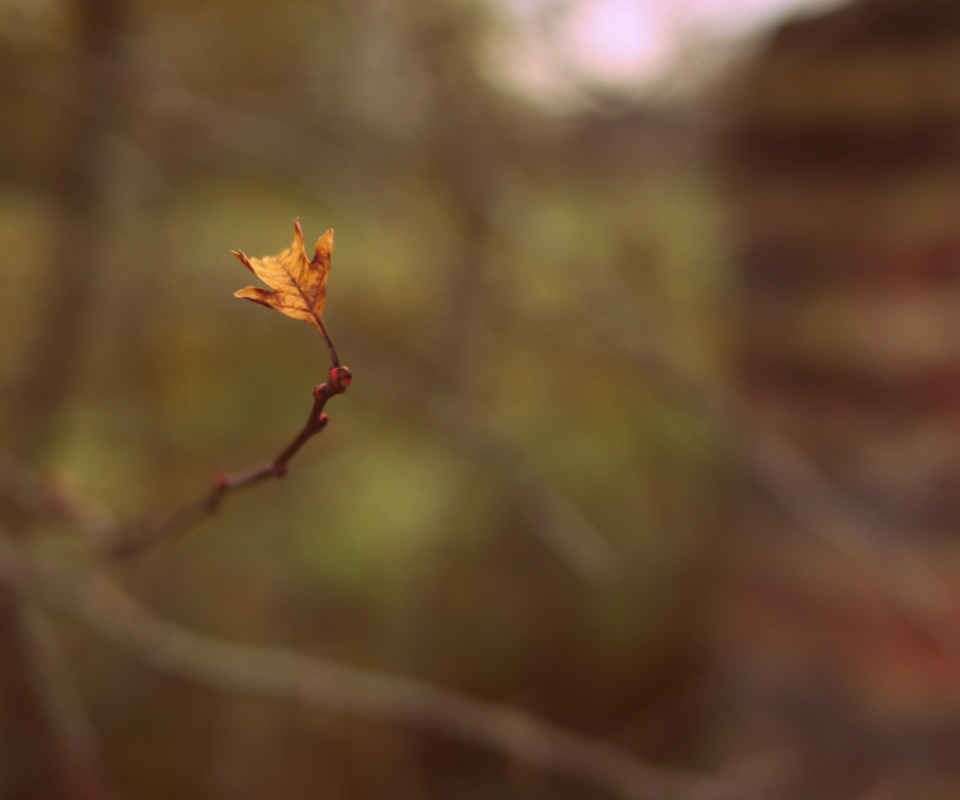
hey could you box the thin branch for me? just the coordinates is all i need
[0,529,764,800]
[101,365,352,557]
[0,350,620,582]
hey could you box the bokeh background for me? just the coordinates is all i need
[4,0,960,797]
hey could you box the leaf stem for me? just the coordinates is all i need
[315,317,340,368]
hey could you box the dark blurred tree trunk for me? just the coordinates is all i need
[8,0,128,462]
[1,1,127,797]
[0,594,62,800]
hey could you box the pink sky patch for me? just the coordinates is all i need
[487,0,850,105]
[568,0,671,81]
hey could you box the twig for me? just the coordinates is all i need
[0,349,620,582]
[101,365,352,557]
[0,529,764,800]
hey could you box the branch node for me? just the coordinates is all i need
[329,366,353,394]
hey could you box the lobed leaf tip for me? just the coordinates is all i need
[234,286,273,306]
[314,228,334,261]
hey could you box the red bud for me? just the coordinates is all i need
[329,366,353,391]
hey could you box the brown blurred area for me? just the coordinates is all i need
[4,0,960,798]
[721,2,960,798]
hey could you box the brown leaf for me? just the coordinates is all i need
[232,219,333,335]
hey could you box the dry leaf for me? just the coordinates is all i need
[232,219,333,335]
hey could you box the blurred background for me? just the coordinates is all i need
[4,0,960,797]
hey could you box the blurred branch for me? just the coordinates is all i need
[0,21,396,207]
[0,527,764,800]
[338,331,620,580]
[0,586,82,799]
[0,477,122,798]
[420,394,620,580]
[417,389,621,580]
[18,604,126,800]
[0,451,118,538]
[396,9,626,580]
[580,286,960,664]
[739,431,960,658]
